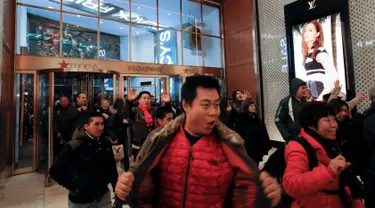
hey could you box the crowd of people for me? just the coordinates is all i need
[47,75,375,208]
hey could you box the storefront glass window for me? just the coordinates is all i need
[17,0,61,10]
[202,5,220,37]
[99,0,129,22]
[131,0,157,27]
[62,0,99,16]
[15,0,223,68]
[203,36,221,67]
[131,24,157,63]
[62,13,98,59]
[158,29,180,65]
[159,0,180,29]
[16,6,60,56]
[182,0,202,31]
[182,32,203,66]
[99,19,129,61]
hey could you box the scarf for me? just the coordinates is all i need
[138,104,153,127]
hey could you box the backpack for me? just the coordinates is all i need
[262,137,318,207]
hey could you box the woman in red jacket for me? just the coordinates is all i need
[282,102,364,208]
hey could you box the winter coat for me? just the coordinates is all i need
[363,103,375,152]
[126,114,271,208]
[54,105,73,141]
[283,129,364,208]
[97,107,111,137]
[236,113,272,164]
[64,104,93,139]
[49,126,118,204]
[275,78,307,141]
[363,103,375,207]
[123,100,172,147]
[107,107,128,145]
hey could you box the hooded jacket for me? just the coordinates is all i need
[123,114,271,208]
[49,126,118,204]
[275,78,307,141]
[231,90,242,113]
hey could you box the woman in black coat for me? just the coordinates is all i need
[236,100,272,165]
[219,97,235,129]
[107,99,130,171]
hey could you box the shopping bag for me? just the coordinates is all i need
[113,144,125,161]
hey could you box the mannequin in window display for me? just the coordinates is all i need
[302,21,339,100]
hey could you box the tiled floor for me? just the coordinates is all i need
[0,148,277,207]
[0,169,130,208]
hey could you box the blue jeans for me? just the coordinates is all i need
[68,191,111,208]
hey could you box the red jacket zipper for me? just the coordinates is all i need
[182,146,193,208]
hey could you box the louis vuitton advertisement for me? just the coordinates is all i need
[284,0,354,101]
[292,13,346,100]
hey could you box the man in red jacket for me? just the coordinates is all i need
[116,75,281,207]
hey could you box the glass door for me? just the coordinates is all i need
[37,72,51,174]
[129,76,168,105]
[13,72,37,174]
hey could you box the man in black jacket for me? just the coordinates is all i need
[364,85,375,208]
[275,78,308,142]
[64,92,93,140]
[49,112,118,208]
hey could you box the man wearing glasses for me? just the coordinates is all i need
[49,112,118,208]
[275,78,308,142]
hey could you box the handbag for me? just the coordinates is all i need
[112,144,125,161]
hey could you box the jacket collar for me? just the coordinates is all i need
[299,128,331,164]
[148,113,245,147]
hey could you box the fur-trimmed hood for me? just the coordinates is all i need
[148,113,245,147]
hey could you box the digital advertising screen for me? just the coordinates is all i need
[291,13,347,100]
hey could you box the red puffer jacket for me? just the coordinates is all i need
[157,126,234,208]
[127,114,271,208]
[282,129,364,208]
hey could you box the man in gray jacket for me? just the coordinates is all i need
[275,78,308,142]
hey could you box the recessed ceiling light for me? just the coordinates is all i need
[138,6,141,9]
[77,15,81,17]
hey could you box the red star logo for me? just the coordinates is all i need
[183,68,189,74]
[59,60,69,70]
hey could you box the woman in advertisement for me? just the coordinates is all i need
[302,20,338,100]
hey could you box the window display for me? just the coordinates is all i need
[285,0,354,101]
[292,14,346,100]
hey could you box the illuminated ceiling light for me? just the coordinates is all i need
[48,6,53,9]
[138,6,141,9]
[120,27,123,29]
[100,21,103,24]
[168,13,171,16]
[77,15,81,17]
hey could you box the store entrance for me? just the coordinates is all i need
[12,71,180,176]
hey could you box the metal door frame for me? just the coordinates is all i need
[12,71,38,175]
